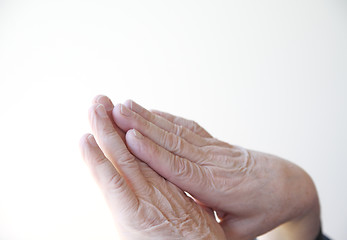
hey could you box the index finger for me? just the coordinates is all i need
[93,95,126,141]
[89,103,150,195]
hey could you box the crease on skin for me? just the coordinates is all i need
[120,218,182,240]
[134,182,215,239]
[151,184,181,219]
[126,101,208,147]
[191,204,215,240]
[204,137,231,148]
[140,222,183,239]
[142,214,194,236]
[105,171,124,191]
[206,167,243,198]
[88,101,227,240]
[164,131,181,154]
[157,187,198,225]
[239,149,255,175]
[174,124,184,137]
[204,148,255,176]
[169,133,203,163]
[138,198,174,224]
[127,100,162,129]
[137,215,211,240]
[135,198,187,238]
[170,155,205,186]
[204,167,224,196]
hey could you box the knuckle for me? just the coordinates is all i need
[190,120,211,137]
[174,124,184,137]
[205,137,224,147]
[161,131,170,148]
[106,172,124,191]
[102,125,118,137]
[86,155,109,176]
[173,116,180,124]
[145,142,161,165]
[171,155,191,179]
[201,145,216,155]
[115,148,135,165]
[197,146,213,164]
[140,115,151,129]
[100,131,120,148]
[187,120,199,133]
[193,122,205,134]
[148,111,158,124]
[191,120,199,130]
[92,153,108,166]
[172,136,183,153]
[164,132,183,154]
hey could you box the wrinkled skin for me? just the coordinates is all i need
[79,97,226,240]
[111,99,321,240]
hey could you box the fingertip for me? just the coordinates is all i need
[125,129,144,143]
[88,103,99,119]
[87,134,98,147]
[125,129,147,155]
[79,133,91,149]
[112,103,121,116]
[92,94,105,104]
[79,133,95,162]
[81,133,100,148]
[132,129,144,139]
[93,95,113,111]
[112,104,136,132]
[112,103,122,123]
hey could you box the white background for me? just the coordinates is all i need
[0,0,346,239]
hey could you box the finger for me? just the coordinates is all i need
[125,129,208,199]
[123,100,209,147]
[150,109,213,138]
[89,103,150,194]
[113,104,206,162]
[79,134,138,212]
[151,109,233,148]
[92,95,126,142]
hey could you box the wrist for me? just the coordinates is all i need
[259,159,321,240]
[283,167,321,240]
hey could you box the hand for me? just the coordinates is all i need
[79,96,226,240]
[111,99,321,240]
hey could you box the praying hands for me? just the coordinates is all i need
[80,95,321,240]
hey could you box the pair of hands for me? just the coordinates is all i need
[79,95,320,240]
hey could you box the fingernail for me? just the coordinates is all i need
[96,104,107,117]
[87,134,98,147]
[124,99,135,111]
[97,96,113,111]
[132,129,144,139]
[120,104,133,117]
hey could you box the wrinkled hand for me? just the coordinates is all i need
[79,96,226,240]
[112,99,320,240]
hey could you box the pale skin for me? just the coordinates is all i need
[79,97,226,240]
[80,95,321,240]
